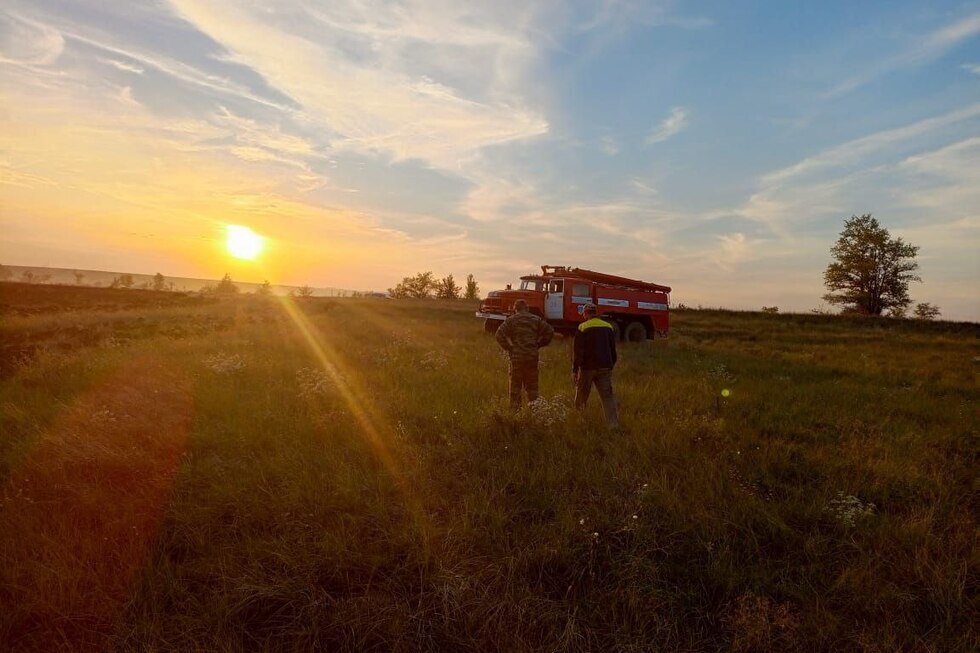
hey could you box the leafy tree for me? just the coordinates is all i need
[111,273,134,289]
[823,214,920,316]
[761,306,779,314]
[436,274,461,300]
[388,271,436,299]
[215,273,239,294]
[886,306,907,319]
[296,285,315,298]
[152,272,166,291]
[257,280,272,296]
[73,270,85,285]
[464,274,479,300]
[913,302,940,320]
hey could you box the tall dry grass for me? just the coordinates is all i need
[1,291,976,651]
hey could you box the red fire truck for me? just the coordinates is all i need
[476,266,671,341]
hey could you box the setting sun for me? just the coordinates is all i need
[226,225,263,260]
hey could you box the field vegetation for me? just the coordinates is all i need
[0,282,976,651]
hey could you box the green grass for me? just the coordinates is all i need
[1,289,977,651]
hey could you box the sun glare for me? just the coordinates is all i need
[226,225,263,260]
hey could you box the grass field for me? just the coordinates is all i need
[1,281,977,652]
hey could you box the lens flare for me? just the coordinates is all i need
[226,225,263,260]
[721,389,731,397]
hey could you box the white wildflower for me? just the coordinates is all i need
[204,352,246,374]
[527,396,569,427]
[824,491,876,527]
[707,362,736,382]
[296,367,333,398]
[419,350,448,370]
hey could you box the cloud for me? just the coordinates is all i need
[963,63,980,75]
[762,103,980,186]
[579,1,712,34]
[11,11,295,112]
[0,11,65,65]
[923,12,980,50]
[645,107,688,144]
[825,12,980,97]
[599,135,620,156]
[167,0,549,171]
[715,232,748,269]
[99,57,144,74]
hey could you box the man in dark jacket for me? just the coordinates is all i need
[572,303,620,428]
[495,299,555,408]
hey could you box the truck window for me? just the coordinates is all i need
[550,280,564,293]
[572,283,590,297]
[521,280,544,291]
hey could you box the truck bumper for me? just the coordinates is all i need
[476,312,506,321]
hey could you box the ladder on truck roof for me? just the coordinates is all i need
[541,266,671,294]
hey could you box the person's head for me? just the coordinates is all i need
[513,299,529,313]
[583,302,598,318]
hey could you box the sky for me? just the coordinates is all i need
[1,1,978,319]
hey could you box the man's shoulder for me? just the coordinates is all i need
[578,317,614,332]
[510,312,541,324]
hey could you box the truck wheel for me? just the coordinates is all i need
[609,321,622,341]
[624,321,647,342]
[484,319,501,334]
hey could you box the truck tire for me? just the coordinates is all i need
[624,321,647,342]
[609,320,622,341]
[484,319,501,334]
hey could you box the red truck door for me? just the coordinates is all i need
[566,280,593,320]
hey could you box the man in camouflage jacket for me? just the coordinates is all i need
[495,299,555,408]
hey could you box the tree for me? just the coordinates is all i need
[152,272,166,291]
[464,274,479,300]
[73,270,85,285]
[388,271,436,299]
[296,285,315,298]
[886,305,907,319]
[20,270,35,283]
[257,280,272,296]
[111,273,134,289]
[0,264,11,281]
[436,274,461,300]
[823,214,920,316]
[215,273,239,294]
[913,302,940,320]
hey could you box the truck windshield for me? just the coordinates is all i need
[520,280,545,291]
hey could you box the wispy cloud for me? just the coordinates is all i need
[599,135,620,156]
[825,12,980,97]
[168,0,549,171]
[645,107,688,144]
[962,62,980,75]
[0,11,64,65]
[99,57,144,74]
[762,103,980,185]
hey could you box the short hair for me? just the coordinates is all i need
[514,299,529,312]
[583,302,598,315]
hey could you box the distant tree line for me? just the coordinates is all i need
[387,272,480,300]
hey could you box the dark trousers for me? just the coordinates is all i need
[574,368,619,427]
[509,359,539,408]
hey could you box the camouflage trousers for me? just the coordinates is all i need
[509,359,540,409]
[574,368,620,428]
